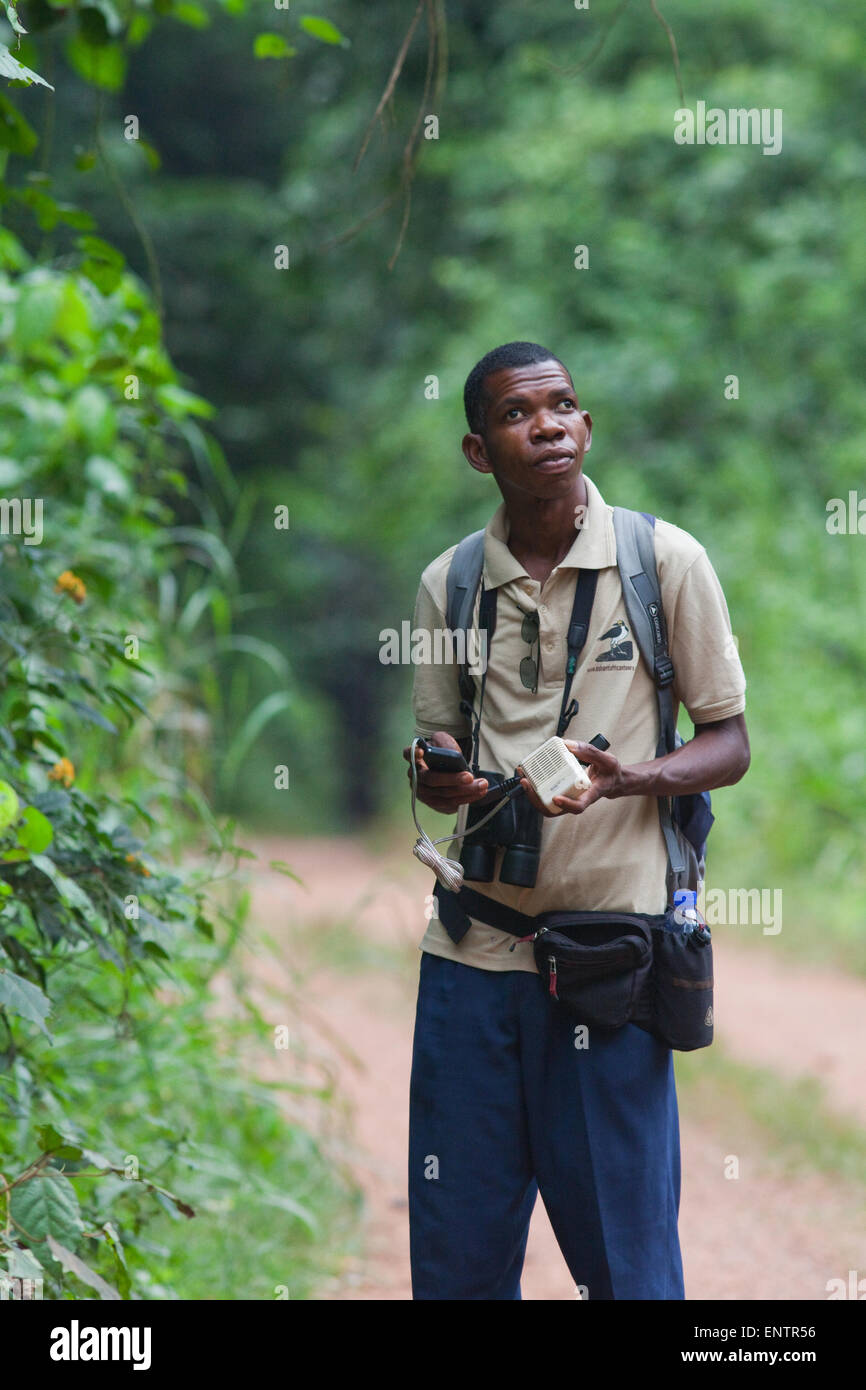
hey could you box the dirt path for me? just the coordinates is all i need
[242,835,866,1301]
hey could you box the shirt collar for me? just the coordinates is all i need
[482,472,617,589]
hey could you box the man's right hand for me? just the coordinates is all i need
[402,731,489,814]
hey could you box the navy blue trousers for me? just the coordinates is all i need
[408,951,685,1300]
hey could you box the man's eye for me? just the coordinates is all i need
[506,408,522,419]
[559,399,575,410]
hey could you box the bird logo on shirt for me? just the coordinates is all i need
[596,618,634,663]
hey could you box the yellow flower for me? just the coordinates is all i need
[55,571,87,604]
[125,853,151,877]
[48,757,75,787]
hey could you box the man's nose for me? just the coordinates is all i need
[531,410,566,436]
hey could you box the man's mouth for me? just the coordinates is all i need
[532,450,575,470]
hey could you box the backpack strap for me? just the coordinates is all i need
[612,506,686,877]
[557,568,598,737]
[445,529,485,722]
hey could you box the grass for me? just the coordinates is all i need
[675,1043,866,1192]
[282,911,418,980]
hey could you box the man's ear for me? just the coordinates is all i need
[581,410,593,454]
[462,432,495,475]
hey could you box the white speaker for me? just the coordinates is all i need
[518,736,592,815]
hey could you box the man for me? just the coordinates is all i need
[403,341,750,1300]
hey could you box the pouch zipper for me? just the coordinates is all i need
[549,955,558,999]
[508,925,550,954]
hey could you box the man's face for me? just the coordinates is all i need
[462,360,592,500]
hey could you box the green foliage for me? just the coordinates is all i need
[2,881,358,1298]
[0,27,358,1285]
[299,15,347,47]
[253,33,295,61]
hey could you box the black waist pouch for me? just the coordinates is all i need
[528,911,656,1030]
[529,906,713,1050]
[433,884,713,1051]
[631,907,714,1051]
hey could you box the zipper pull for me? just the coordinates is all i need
[549,956,558,999]
[508,931,537,953]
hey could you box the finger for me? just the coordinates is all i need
[519,777,555,817]
[419,783,491,813]
[554,786,601,814]
[414,777,489,802]
[420,770,483,789]
[403,743,429,764]
[567,740,617,770]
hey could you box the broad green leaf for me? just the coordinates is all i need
[35,1125,65,1151]
[36,1126,83,1161]
[2,2,28,36]
[46,1235,122,1299]
[101,1223,131,1300]
[69,384,116,449]
[17,807,53,854]
[300,15,346,45]
[253,33,296,59]
[0,225,30,269]
[0,93,38,154]
[4,1245,43,1280]
[55,279,92,346]
[75,234,124,267]
[0,781,19,830]
[172,2,210,28]
[142,941,170,961]
[9,1169,82,1249]
[13,278,64,350]
[154,383,215,419]
[0,968,52,1034]
[0,933,45,991]
[126,12,151,44]
[64,33,126,91]
[0,41,54,87]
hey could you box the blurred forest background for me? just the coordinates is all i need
[1,0,864,1301]
[26,0,863,960]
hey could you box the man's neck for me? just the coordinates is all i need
[504,474,588,582]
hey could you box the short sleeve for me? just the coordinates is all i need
[667,549,747,724]
[411,577,472,740]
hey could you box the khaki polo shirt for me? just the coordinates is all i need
[411,472,747,973]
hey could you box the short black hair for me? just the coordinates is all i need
[463,341,572,436]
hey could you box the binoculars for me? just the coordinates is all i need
[459,733,611,889]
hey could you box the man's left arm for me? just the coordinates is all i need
[522,545,750,815]
[570,712,750,808]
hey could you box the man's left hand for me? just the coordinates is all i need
[518,740,626,817]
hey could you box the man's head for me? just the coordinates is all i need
[461,342,592,503]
